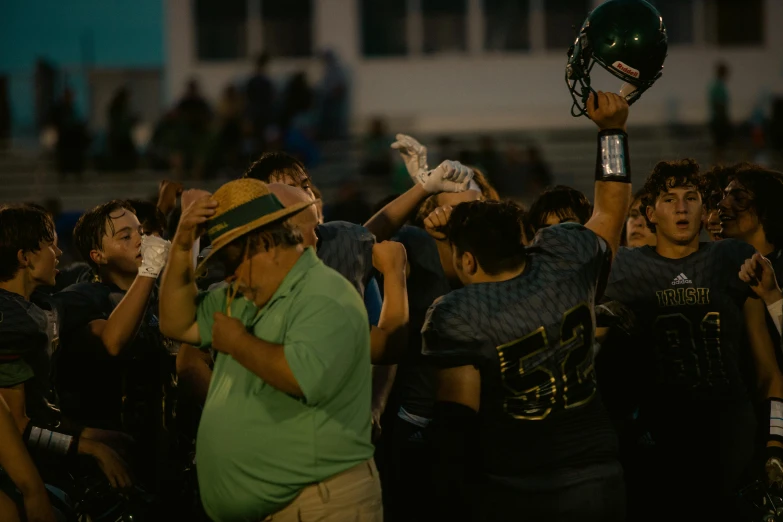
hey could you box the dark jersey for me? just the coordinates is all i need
[54,281,174,434]
[0,289,62,423]
[390,225,452,419]
[315,221,375,298]
[604,240,757,403]
[422,223,617,476]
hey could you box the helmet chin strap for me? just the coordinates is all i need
[619,82,638,99]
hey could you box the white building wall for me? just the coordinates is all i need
[165,0,783,133]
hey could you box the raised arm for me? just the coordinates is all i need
[584,91,632,258]
[370,241,410,364]
[365,133,473,241]
[159,194,218,345]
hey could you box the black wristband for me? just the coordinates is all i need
[23,422,80,458]
[595,129,631,183]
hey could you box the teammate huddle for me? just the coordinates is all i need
[2,0,783,521]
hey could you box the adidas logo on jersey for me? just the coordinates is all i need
[671,273,692,286]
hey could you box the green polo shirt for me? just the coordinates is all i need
[194,247,373,522]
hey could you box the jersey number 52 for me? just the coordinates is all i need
[496,303,595,421]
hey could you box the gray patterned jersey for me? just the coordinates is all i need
[421,223,617,475]
[315,221,375,298]
[604,240,757,402]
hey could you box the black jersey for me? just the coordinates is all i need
[54,281,174,433]
[390,225,452,420]
[604,240,757,403]
[315,221,375,298]
[421,223,618,477]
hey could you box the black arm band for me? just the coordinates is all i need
[769,398,783,444]
[595,129,631,183]
[23,422,80,458]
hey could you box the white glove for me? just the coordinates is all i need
[418,160,474,194]
[391,134,428,181]
[138,235,171,278]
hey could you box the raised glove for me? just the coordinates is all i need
[391,134,428,181]
[418,160,474,194]
[138,235,171,278]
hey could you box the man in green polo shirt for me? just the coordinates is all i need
[159,178,383,522]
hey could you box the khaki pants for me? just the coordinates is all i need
[264,460,383,522]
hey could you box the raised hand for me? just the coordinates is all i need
[173,195,218,252]
[586,91,629,132]
[391,134,428,181]
[739,253,782,306]
[423,205,453,240]
[372,241,408,277]
[418,160,474,194]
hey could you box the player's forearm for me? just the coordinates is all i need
[364,184,429,241]
[587,182,631,256]
[371,364,397,415]
[159,246,199,341]
[0,399,47,500]
[100,275,156,356]
[230,334,303,397]
[371,272,409,364]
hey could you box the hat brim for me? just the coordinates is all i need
[194,199,314,278]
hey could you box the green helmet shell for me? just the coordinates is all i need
[566,0,668,117]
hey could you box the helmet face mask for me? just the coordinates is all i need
[566,0,668,118]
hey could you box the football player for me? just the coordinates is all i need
[422,91,631,522]
[603,159,783,521]
[526,185,592,237]
[54,200,177,496]
[0,205,132,491]
[623,189,656,248]
[719,163,783,360]
[701,164,732,241]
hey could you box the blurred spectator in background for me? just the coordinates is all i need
[324,179,372,224]
[521,145,553,194]
[318,50,349,140]
[245,53,274,156]
[281,72,320,168]
[362,117,392,178]
[173,79,212,179]
[106,86,138,171]
[709,62,732,161]
[147,108,180,171]
[476,135,502,183]
[432,135,455,166]
[207,84,244,178]
[49,87,90,178]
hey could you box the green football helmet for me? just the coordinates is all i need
[566,0,668,117]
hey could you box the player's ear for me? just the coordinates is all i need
[17,249,31,269]
[463,251,478,276]
[89,249,106,267]
[646,203,657,225]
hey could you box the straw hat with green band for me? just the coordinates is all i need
[195,178,313,276]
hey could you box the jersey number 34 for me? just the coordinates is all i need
[496,303,595,421]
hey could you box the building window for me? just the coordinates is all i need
[361,0,407,57]
[649,0,693,45]
[544,0,590,50]
[710,0,763,47]
[422,0,467,54]
[484,0,530,51]
[261,0,312,57]
[195,0,247,61]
